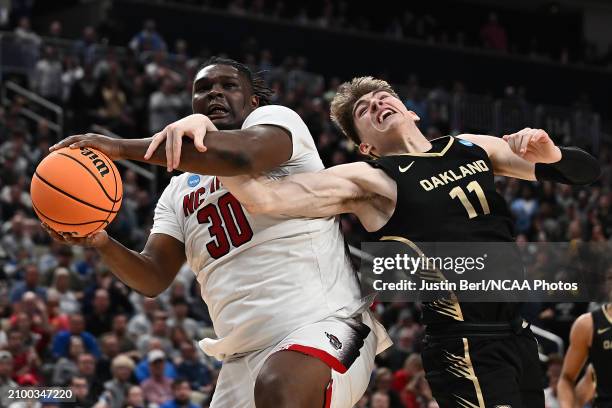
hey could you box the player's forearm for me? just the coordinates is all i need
[95,237,173,297]
[535,146,601,185]
[221,175,296,215]
[120,136,254,176]
[557,376,576,408]
[222,172,357,218]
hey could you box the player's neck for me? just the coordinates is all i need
[399,129,431,154]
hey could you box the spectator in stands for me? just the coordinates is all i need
[96,333,121,383]
[73,26,99,66]
[544,354,564,407]
[72,247,100,281]
[168,297,199,340]
[168,326,190,360]
[371,391,391,408]
[372,367,403,408]
[129,19,167,53]
[9,263,46,302]
[128,297,159,340]
[86,288,114,337]
[61,56,84,102]
[111,314,136,353]
[148,78,183,133]
[51,267,79,314]
[101,354,136,408]
[6,328,42,385]
[404,371,435,408]
[14,16,40,47]
[70,375,96,407]
[51,313,101,359]
[76,353,104,400]
[176,341,212,393]
[385,326,418,371]
[46,289,70,332]
[511,184,539,236]
[48,20,62,38]
[32,46,63,104]
[135,341,177,383]
[392,353,423,394]
[52,335,84,385]
[160,378,199,408]
[0,351,17,408]
[68,63,101,130]
[140,350,173,406]
[10,301,50,354]
[137,310,172,355]
[124,385,148,408]
[480,12,508,52]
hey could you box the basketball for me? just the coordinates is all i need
[30,147,123,237]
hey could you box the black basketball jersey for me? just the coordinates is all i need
[368,135,522,325]
[590,305,612,407]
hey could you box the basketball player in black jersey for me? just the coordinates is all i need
[558,301,612,407]
[207,76,600,408]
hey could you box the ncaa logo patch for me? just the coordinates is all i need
[187,174,201,187]
[325,332,342,350]
[459,139,474,147]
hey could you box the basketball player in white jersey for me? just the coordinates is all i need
[46,57,391,408]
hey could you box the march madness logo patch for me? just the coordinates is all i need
[187,174,201,187]
[325,332,342,350]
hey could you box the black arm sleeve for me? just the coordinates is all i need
[534,146,601,185]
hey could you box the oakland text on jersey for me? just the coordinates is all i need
[419,159,490,191]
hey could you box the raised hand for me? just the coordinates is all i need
[49,133,124,160]
[144,114,218,172]
[502,128,562,164]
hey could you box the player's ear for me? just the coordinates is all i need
[250,95,260,108]
[407,110,420,122]
[359,142,373,156]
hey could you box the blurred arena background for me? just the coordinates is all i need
[0,0,611,407]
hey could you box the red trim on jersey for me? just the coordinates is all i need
[286,344,347,373]
[324,379,333,408]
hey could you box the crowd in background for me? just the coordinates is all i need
[1,4,612,408]
[157,0,612,69]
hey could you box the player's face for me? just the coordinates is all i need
[192,64,259,130]
[352,90,418,156]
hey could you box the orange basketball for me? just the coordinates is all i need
[30,147,123,237]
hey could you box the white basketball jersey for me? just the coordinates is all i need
[151,106,364,360]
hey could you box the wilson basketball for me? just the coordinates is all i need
[30,147,123,237]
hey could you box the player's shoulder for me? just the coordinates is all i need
[244,104,303,124]
[165,173,213,191]
[570,312,594,343]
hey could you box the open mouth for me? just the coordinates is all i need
[207,104,230,118]
[377,108,396,124]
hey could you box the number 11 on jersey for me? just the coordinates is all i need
[449,181,491,219]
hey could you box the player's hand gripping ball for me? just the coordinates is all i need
[30,147,123,237]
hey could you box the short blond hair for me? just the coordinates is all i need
[330,76,399,145]
[111,354,135,371]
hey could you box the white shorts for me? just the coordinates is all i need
[210,311,391,408]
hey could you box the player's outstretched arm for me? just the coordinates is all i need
[220,162,396,231]
[459,129,600,184]
[49,115,292,176]
[42,226,185,297]
[557,313,593,408]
